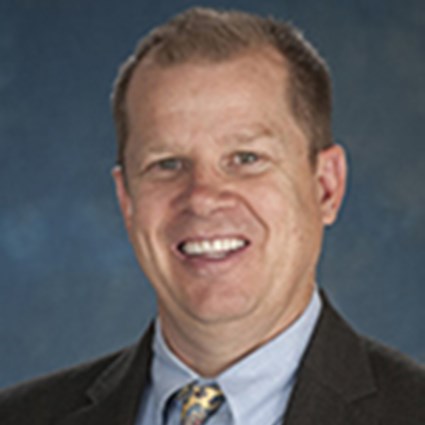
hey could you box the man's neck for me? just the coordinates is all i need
[158,286,315,377]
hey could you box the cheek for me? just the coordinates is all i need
[244,179,293,230]
[247,177,319,249]
[131,183,173,227]
[127,187,170,260]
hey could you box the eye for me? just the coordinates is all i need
[142,156,187,179]
[233,151,260,165]
[225,150,270,176]
[154,157,183,171]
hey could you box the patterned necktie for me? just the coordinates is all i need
[176,382,225,425]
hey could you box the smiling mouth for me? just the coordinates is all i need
[177,237,250,260]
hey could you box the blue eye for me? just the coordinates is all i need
[156,157,183,170]
[234,152,259,165]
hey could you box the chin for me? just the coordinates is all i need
[183,293,257,324]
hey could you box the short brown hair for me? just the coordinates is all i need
[111,7,333,169]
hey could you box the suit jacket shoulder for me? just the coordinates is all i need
[283,293,425,425]
[0,349,125,424]
[364,337,425,423]
[0,325,154,425]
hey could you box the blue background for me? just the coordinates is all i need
[1,0,424,388]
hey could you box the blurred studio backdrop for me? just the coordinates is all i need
[1,0,424,388]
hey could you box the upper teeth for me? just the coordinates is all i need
[181,238,247,256]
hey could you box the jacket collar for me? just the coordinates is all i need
[57,323,154,425]
[57,292,379,425]
[283,291,378,425]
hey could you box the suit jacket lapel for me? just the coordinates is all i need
[56,293,380,425]
[57,324,154,425]
[283,292,378,425]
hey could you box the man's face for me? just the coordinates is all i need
[114,49,345,337]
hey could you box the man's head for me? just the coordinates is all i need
[112,7,346,365]
[112,7,333,172]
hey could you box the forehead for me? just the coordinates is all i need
[124,48,303,152]
[128,47,287,105]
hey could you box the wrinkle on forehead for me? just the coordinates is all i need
[125,47,308,164]
[126,46,288,114]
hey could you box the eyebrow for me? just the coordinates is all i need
[137,140,177,156]
[137,125,280,156]
[226,125,282,150]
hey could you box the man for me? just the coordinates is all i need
[1,7,424,425]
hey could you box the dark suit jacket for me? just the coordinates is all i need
[1,294,424,424]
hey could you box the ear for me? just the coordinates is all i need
[315,144,347,226]
[112,166,134,233]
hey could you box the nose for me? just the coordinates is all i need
[177,167,237,217]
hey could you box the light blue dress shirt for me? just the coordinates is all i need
[137,289,322,425]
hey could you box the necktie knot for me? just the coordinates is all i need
[176,382,225,425]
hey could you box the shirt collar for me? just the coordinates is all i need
[151,321,197,425]
[217,289,321,424]
[151,288,322,425]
